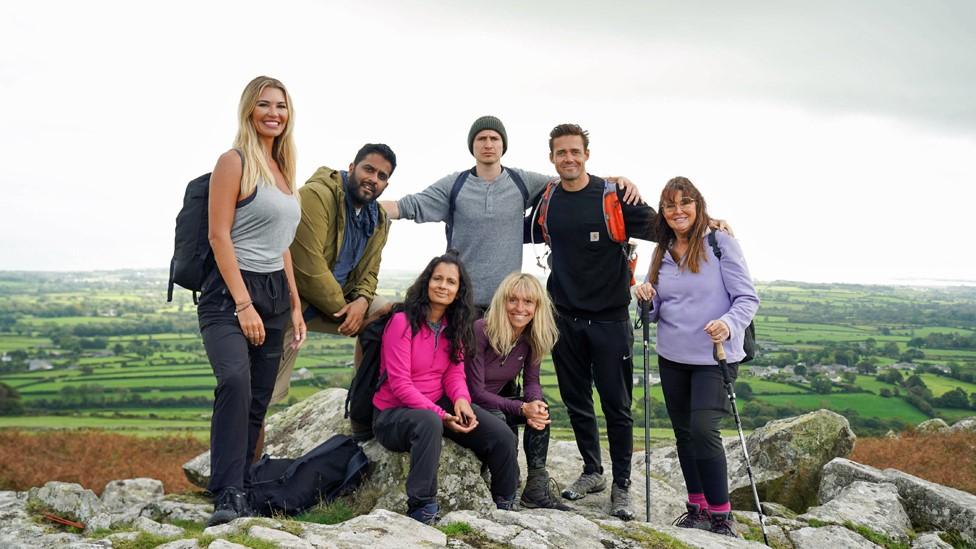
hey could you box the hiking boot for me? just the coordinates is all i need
[207,487,250,527]
[709,511,739,537]
[407,502,439,525]
[493,494,517,511]
[672,502,710,530]
[561,471,606,500]
[520,469,572,511]
[609,480,635,521]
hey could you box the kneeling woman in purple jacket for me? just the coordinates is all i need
[465,273,570,511]
[635,177,759,538]
[372,251,518,525]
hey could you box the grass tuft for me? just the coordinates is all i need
[294,500,355,525]
[599,524,694,549]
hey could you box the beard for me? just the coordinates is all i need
[347,171,380,206]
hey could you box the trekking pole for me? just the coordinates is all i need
[714,342,769,545]
[640,300,652,523]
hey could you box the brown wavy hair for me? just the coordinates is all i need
[647,177,712,285]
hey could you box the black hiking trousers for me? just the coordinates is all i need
[659,355,738,506]
[552,314,634,487]
[198,268,291,494]
[373,397,518,510]
[486,403,551,472]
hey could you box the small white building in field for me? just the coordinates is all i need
[28,359,54,371]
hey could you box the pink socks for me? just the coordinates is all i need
[710,501,731,514]
[688,493,708,510]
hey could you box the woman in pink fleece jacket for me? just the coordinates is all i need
[372,251,518,525]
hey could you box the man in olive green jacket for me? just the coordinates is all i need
[272,143,396,405]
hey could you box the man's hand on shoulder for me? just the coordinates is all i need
[709,219,735,237]
[334,296,369,336]
[606,176,643,205]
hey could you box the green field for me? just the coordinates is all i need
[760,393,929,424]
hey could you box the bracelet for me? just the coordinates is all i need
[520,402,527,416]
[234,302,253,316]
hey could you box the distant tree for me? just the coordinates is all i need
[882,341,899,357]
[841,371,858,385]
[908,337,926,348]
[876,369,903,385]
[903,374,928,391]
[794,364,807,376]
[880,327,891,336]
[0,382,24,415]
[735,382,754,400]
[879,388,892,398]
[113,343,124,355]
[811,375,832,394]
[936,387,969,409]
[856,358,878,374]
[899,348,924,362]
[970,392,976,410]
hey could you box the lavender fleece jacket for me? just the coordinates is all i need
[465,318,543,416]
[649,230,759,365]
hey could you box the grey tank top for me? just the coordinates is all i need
[232,181,300,273]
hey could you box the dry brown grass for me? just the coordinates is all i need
[851,430,976,495]
[0,430,207,495]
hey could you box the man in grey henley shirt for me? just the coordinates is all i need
[381,116,642,308]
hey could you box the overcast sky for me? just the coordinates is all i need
[2,0,974,285]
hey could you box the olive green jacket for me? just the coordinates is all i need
[290,166,389,318]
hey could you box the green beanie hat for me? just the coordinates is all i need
[467,115,508,155]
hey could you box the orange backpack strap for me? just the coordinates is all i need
[602,181,638,286]
[535,179,560,246]
[602,180,627,243]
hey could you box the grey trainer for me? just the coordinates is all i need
[561,471,606,500]
[609,481,635,521]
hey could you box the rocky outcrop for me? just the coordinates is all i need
[5,391,974,548]
[949,416,976,433]
[652,408,855,513]
[798,481,912,543]
[819,456,976,544]
[916,418,950,433]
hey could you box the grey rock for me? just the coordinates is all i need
[140,499,211,523]
[181,451,211,489]
[202,517,281,537]
[248,525,313,549]
[105,531,141,542]
[156,540,201,549]
[652,409,855,513]
[0,491,31,526]
[799,481,912,543]
[133,515,184,537]
[729,511,799,549]
[100,478,164,513]
[949,416,976,433]
[818,457,888,504]
[446,540,476,549]
[758,501,797,519]
[916,418,950,433]
[789,525,882,548]
[614,523,767,548]
[884,467,976,544]
[440,510,523,544]
[912,532,953,549]
[542,441,686,525]
[490,508,625,548]
[208,540,249,549]
[301,508,447,548]
[27,481,103,523]
[60,539,114,549]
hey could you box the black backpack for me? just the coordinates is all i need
[446,166,529,248]
[167,150,242,303]
[706,231,757,363]
[344,311,395,441]
[248,434,369,516]
[167,173,213,303]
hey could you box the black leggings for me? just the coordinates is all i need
[373,397,518,510]
[486,405,550,472]
[659,355,737,506]
[198,268,291,494]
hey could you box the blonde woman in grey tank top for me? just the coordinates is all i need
[198,76,305,527]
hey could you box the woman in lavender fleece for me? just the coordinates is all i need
[465,272,570,511]
[635,177,759,538]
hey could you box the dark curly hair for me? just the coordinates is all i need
[397,250,475,363]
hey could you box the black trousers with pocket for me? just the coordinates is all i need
[552,315,634,486]
[198,268,291,494]
[659,355,737,506]
[373,397,517,510]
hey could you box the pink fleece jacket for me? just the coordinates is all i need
[372,312,471,418]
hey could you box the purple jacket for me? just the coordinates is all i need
[465,318,544,416]
[650,230,759,365]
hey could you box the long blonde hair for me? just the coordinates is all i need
[484,273,558,363]
[233,76,297,198]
